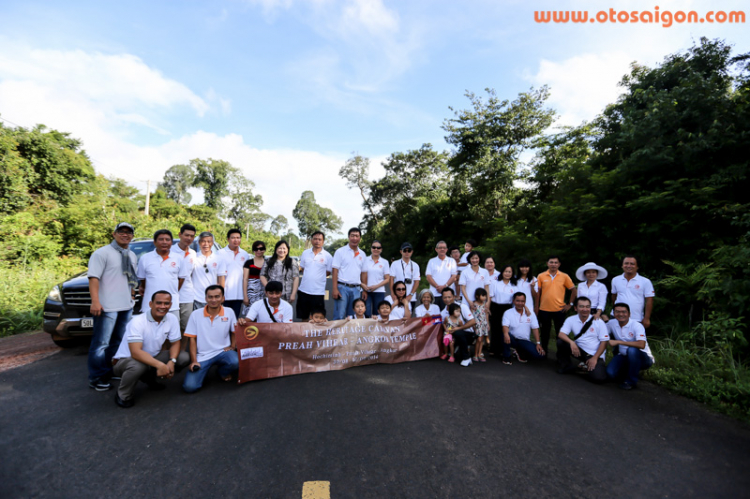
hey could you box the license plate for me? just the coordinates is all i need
[81,318,94,328]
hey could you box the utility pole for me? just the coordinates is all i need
[144,179,151,216]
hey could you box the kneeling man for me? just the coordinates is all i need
[112,290,189,408]
[182,285,239,393]
[557,296,609,383]
[501,292,545,365]
[606,302,655,390]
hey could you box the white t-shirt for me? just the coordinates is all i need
[611,273,655,322]
[425,256,457,295]
[87,244,137,312]
[332,245,366,285]
[440,301,475,332]
[491,280,518,305]
[414,304,440,318]
[502,308,540,340]
[113,312,181,359]
[191,251,225,303]
[459,267,491,303]
[560,315,610,359]
[389,259,421,302]
[517,277,536,311]
[607,319,654,361]
[577,280,608,312]
[137,250,190,312]
[298,248,333,295]
[459,252,470,264]
[171,244,198,303]
[389,306,407,320]
[219,247,251,301]
[384,295,410,314]
[184,306,236,363]
[362,255,390,293]
[246,298,293,323]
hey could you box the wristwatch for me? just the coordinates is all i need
[169,357,177,364]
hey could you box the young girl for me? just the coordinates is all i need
[348,298,367,320]
[472,288,489,362]
[414,290,440,318]
[442,303,463,363]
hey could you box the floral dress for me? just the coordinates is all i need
[473,304,489,337]
[260,258,300,302]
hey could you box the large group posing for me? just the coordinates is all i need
[87,223,655,409]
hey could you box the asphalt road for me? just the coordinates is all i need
[1,341,749,498]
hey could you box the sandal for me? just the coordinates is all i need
[512,349,527,363]
[502,359,512,365]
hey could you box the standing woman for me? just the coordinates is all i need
[489,264,518,357]
[242,241,267,315]
[459,251,490,313]
[260,240,299,304]
[575,262,609,320]
[361,239,390,318]
[516,258,538,313]
[485,256,502,353]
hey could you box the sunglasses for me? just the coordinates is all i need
[395,288,407,291]
[402,248,413,253]
[254,248,266,252]
[371,246,382,249]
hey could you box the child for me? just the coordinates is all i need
[442,303,463,363]
[376,300,393,323]
[308,307,328,324]
[348,298,367,320]
[472,288,489,362]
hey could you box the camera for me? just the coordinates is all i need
[404,278,412,285]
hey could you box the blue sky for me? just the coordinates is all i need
[1,0,748,235]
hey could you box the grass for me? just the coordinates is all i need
[0,258,86,338]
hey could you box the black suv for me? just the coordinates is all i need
[43,238,219,346]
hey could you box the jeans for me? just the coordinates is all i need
[606,347,654,386]
[88,309,132,382]
[503,335,546,362]
[182,350,239,393]
[364,291,385,318]
[538,310,566,353]
[334,285,360,320]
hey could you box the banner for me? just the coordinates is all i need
[235,317,443,383]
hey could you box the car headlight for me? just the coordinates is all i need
[47,285,62,302]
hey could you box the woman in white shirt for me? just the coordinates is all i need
[488,264,518,356]
[575,262,609,320]
[361,239,390,318]
[516,258,538,312]
[414,290,440,318]
[459,251,490,311]
[385,281,412,320]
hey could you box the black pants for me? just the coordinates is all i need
[453,330,474,361]
[538,310,566,354]
[224,300,243,319]
[296,291,325,321]
[489,303,512,356]
[556,339,607,383]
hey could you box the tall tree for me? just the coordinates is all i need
[269,215,289,236]
[159,163,195,204]
[292,191,343,243]
[339,153,378,224]
[192,158,239,211]
[227,176,267,231]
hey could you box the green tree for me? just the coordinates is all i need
[192,158,239,211]
[292,191,343,243]
[339,153,378,224]
[159,163,195,204]
[269,215,289,236]
[227,177,267,231]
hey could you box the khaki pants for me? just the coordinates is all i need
[113,350,189,401]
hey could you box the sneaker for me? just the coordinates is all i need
[448,356,455,363]
[114,393,134,408]
[460,358,472,367]
[512,349,527,364]
[619,382,634,391]
[440,354,448,360]
[89,379,111,391]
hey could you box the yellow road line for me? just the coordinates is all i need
[302,481,330,499]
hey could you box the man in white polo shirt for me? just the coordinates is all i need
[501,292,545,365]
[137,229,189,319]
[331,228,366,320]
[390,242,420,313]
[425,240,457,311]
[218,228,250,319]
[606,302,655,390]
[192,232,225,309]
[440,288,476,367]
[172,223,198,340]
[297,231,333,321]
[112,291,189,408]
[556,296,609,383]
[240,281,294,323]
[182,284,238,393]
[87,222,138,391]
[611,255,655,328]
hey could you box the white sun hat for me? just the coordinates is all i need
[576,262,608,281]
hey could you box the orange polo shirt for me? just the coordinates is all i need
[537,270,574,312]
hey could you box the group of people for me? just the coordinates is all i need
[86,222,656,409]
